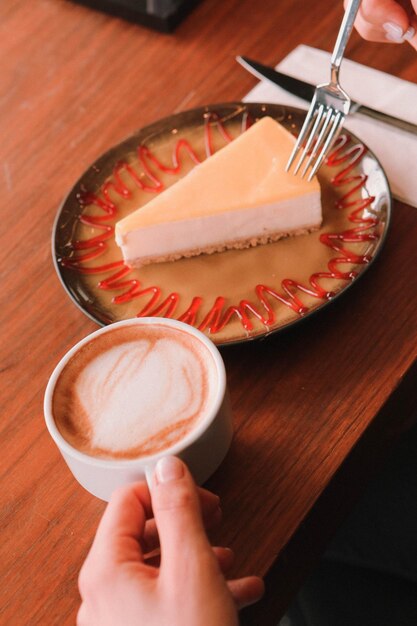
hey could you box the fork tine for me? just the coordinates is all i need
[285,0,359,179]
[285,97,318,172]
[300,107,334,178]
[307,111,344,180]
[296,105,332,177]
[293,104,325,175]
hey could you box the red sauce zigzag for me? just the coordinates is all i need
[61,114,378,334]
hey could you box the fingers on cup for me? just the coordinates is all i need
[141,491,221,558]
[76,603,90,626]
[151,457,219,574]
[227,576,265,609]
[212,546,235,573]
[90,482,152,565]
[198,486,222,527]
[78,484,154,607]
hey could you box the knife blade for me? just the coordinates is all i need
[237,55,417,136]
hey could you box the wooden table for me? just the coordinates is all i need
[2,1,416,623]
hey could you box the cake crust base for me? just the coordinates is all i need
[126,224,320,268]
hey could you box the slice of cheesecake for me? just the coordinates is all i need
[115,116,322,267]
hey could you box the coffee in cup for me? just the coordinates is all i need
[52,323,219,460]
[44,318,232,500]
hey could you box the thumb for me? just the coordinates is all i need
[150,456,218,576]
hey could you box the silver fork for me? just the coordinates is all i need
[286,0,362,180]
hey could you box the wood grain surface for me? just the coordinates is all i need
[1,1,417,624]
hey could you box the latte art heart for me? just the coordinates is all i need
[52,325,218,459]
[77,339,205,452]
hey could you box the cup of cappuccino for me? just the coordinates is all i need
[44,318,232,501]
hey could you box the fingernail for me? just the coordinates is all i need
[383,21,405,42]
[403,26,415,41]
[155,456,184,483]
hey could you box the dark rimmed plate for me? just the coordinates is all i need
[53,102,391,346]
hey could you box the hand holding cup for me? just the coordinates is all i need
[77,457,264,626]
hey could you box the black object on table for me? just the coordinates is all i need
[70,0,202,32]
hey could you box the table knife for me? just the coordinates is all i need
[237,55,417,136]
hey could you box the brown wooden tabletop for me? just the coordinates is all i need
[2,0,417,624]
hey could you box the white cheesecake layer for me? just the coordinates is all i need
[117,193,321,266]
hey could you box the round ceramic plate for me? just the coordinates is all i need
[53,102,391,346]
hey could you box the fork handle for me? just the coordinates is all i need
[330,0,362,84]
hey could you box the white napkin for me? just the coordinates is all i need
[243,45,417,208]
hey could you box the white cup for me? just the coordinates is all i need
[44,318,233,501]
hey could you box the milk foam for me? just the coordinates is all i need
[72,335,214,454]
[52,324,220,459]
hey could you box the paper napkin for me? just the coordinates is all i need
[243,45,417,208]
